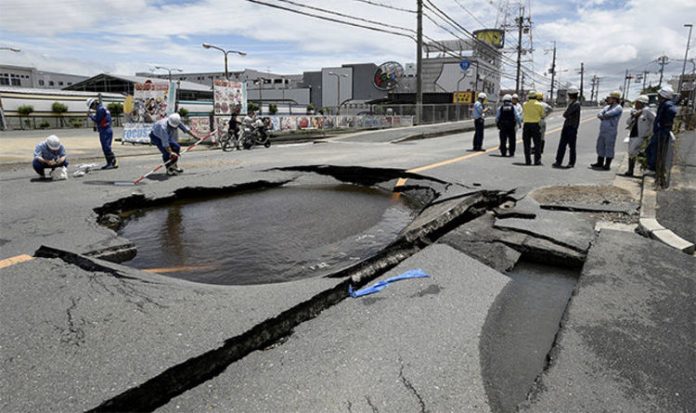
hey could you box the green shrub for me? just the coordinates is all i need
[247,102,260,113]
[178,107,189,118]
[268,103,278,115]
[39,121,50,129]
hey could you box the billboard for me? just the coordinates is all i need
[123,81,172,143]
[373,61,405,91]
[473,29,505,49]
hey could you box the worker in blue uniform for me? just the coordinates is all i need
[646,87,677,175]
[87,98,118,169]
[496,94,521,157]
[149,113,200,176]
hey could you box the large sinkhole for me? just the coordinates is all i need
[118,184,420,285]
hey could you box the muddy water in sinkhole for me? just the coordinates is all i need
[119,184,419,285]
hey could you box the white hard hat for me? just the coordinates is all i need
[636,95,649,104]
[502,94,512,101]
[658,86,674,99]
[528,91,537,99]
[511,93,519,99]
[478,92,487,99]
[167,113,182,127]
[46,135,61,150]
[86,98,96,108]
[567,86,579,95]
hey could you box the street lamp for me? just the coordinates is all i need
[153,65,183,83]
[328,71,348,114]
[255,77,267,113]
[201,43,246,80]
[679,24,693,95]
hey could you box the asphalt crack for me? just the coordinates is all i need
[399,358,428,413]
[59,297,86,347]
[365,395,379,413]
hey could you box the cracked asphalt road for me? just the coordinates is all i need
[4,113,693,412]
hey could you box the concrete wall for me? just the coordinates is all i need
[321,67,353,109]
[343,63,387,102]
[0,65,86,89]
[301,71,323,108]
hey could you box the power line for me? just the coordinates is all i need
[453,0,490,29]
[423,1,550,87]
[275,0,415,34]
[245,0,415,41]
[350,0,417,13]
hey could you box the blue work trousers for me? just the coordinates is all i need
[99,128,114,159]
[150,133,181,162]
[473,118,485,150]
[32,158,69,176]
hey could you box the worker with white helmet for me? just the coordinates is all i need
[149,113,201,176]
[521,91,545,165]
[536,92,553,154]
[86,97,118,169]
[32,135,68,179]
[553,86,582,168]
[496,94,521,157]
[591,91,623,170]
[622,95,655,176]
[511,93,523,119]
[471,92,489,151]
[645,86,677,177]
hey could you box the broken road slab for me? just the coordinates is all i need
[159,244,509,412]
[520,229,696,413]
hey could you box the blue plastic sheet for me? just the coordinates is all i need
[349,269,431,298]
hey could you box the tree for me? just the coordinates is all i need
[247,102,260,113]
[51,102,68,127]
[107,102,123,127]
[17,105,34,129]
[268,103,278,115]
[306,103,315,114]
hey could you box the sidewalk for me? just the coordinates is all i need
[656,130,696,244]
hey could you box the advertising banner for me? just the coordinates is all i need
[123,81,170,143]
[267,115,413,132]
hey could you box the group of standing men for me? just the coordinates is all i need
[474,84,678,176]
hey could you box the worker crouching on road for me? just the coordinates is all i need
[522,91,545,165]
[472,93,489,151]
[87,98,118,169]
[496,94,521,157]
[32,135,68,179]
[149,113,200,176]
[591,91,623,170]
[553,86,581,168]
[623,95,655,177]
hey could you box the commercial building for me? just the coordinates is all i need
[0,64,87,89]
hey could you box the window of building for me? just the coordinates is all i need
[39,79,45,86]
[11,78,20,86]
[67,82,72,85]
[0,77,9,86]
[59,81,64,86]
[49,81,55,86]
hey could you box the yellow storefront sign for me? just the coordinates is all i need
[453,91,475,104]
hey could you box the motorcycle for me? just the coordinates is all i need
[240,117,272,150]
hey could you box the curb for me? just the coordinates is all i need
[638,174,695,255]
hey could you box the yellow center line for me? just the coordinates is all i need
[395,116,597,188]
[0,254,34,269]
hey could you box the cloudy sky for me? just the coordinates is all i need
[1,0,694,98]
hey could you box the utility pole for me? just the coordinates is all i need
[622,69,629,101]
[416,0,423,125]
[679,24,693,94]
[595,77,600,101]
[579,62,585,103]
[657,55,669,87]
[642,70,649,92]
[515,6,524,93]
[548,41,557,105]
[590,75,597,103]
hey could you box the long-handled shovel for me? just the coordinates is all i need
[114,130,217,186]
